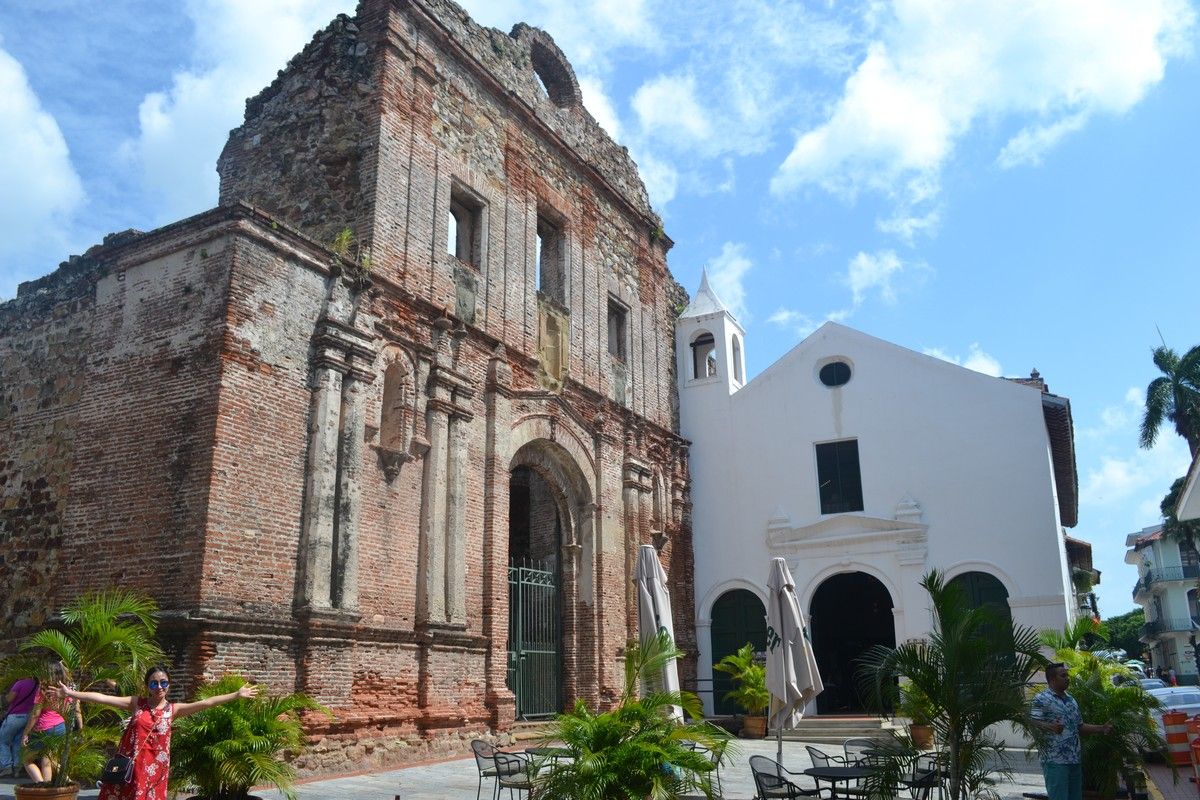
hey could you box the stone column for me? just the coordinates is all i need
[299,347,347,609]
[419,385,451,625]
[482,345,516,727]
[445,406,469,625]
[333,360,373,611]
[623,470,639,643]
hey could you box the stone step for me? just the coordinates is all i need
[508,720,556,741]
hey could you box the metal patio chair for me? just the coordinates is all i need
[750,754,828,800]
[493,751,534,800]
[471,739,501,800]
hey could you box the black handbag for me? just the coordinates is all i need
[100,753,134,785]
[101,706,159,785]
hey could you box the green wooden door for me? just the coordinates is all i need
[710,589,767,715]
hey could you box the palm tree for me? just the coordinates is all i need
[534,630,732,800]
[1140,344,1200,457]
[170,674,329,800]
[858,570,1046,800]
[1039,616,1107,652]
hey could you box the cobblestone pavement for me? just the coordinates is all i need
[0,739,1049,800]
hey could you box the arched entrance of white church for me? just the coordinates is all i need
[506,439,592,720]
[710,589,767,715]
[810,572,895,714]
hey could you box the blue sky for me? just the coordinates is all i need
[1,0,1197,617]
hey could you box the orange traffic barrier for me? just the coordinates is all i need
[1191,738,1200,790]
[1165,710,1190,767]
[1188,714,1200,742]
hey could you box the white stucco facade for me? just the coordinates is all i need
[677,277,1078,715]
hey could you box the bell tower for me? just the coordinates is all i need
[675,269,745,442]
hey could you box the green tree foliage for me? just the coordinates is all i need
[1140,344,1200,458]
[170,674,329,800]
[535,631,733,800]
[1161,475,1200,546]
[1039,617,1108,652]
[859,570,1047,800]
[1102,609,1146,660]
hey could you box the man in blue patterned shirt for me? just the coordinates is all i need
[1031,662,1113,800]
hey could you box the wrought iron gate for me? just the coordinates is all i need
[507,559,561,719]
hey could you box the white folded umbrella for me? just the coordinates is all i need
[636,544,682,719]
[767,556,823,762]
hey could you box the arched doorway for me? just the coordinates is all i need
[948,571,1013,651]
[710,589,767,715]
[508,465,563,719]
[810,572,895,714]
[506,439,592,720]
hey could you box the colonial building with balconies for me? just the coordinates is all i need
[1126,523,1200,681]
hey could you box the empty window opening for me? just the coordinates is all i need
[815,439,864,514]
[691,332,717,379]
[732,335,743,383]
[819,361,852,387]
[607,298,627,361]
[448,186,483,268]
[537,214,566,304]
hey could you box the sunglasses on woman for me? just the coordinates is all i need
[148,680,170,690]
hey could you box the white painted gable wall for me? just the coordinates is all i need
[679,319,1075,715]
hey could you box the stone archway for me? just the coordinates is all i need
[507,439,594,718]
[809,571,896,714]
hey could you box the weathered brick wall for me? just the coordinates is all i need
[4,0,697,777]
[217,14,375,251]
[0,219,233,641]
[217,0,680,432]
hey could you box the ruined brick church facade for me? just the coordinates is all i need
[0,0,694,769]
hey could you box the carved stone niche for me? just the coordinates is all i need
[374,345,424,481]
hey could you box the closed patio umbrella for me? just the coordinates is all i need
[767,556,823,762]
[636,544,682,719]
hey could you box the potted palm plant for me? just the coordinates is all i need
[859,570,1047,800]
[896,680,936,749]
[712,643,770,738]
[170,674,329,800]
[535,631,733,800]
[0,590,164,800]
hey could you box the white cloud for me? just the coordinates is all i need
[922,343,1003,377]
[0,47,85,298]
[459,0,658,72]
[630,149,678,208]
[578,75,622,140]
[996,112,1090,169]
[771,0,1195,199]
[1082,386,1144,440]
[1081,434,1191,509]
[844,249,904,306]
[119,0,352,222]
[632,74,712,146]
[706,242,753,322]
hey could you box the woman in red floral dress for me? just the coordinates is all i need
[48,665,257,799]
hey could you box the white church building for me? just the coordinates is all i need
[677,273,1083,715]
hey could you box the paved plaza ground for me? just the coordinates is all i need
[0,737,1062,800]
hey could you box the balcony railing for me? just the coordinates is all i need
[1132,565,1200,599]
[1140,617,1200,639]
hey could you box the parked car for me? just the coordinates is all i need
[1146,686,1200,735]
[1139,678,1166,690]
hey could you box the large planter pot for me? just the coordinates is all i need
[741,715,767,738]
[908,723,935,749]
[14,784,80,800]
